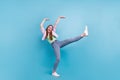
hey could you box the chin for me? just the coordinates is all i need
[48,31,51,33]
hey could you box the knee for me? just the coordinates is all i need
[56,58,60,62]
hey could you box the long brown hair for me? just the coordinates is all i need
[45,25,53,40]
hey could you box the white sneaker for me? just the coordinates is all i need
[84,25,88,36]
[52,72,60,77]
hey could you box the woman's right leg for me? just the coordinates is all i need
[51,42,61,77]
[52,42,60,73]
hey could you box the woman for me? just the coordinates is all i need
[40,16,88,77]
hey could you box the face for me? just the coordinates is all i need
[47,26,53,33]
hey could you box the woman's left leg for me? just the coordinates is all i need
[59,34,85,48]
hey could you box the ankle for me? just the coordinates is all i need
[52,71,56,73]
[80,33,85,37]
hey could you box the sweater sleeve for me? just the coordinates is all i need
[40,26,45,34]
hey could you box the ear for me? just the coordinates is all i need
[52,27,54,30]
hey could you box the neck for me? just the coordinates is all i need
[48,31,52,33]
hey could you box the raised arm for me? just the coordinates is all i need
[53,16,65,31]
[40,18,49,34]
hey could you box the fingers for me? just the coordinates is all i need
[59,16,66,19]
[44,18,50,21]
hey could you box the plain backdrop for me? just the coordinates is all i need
[0,0,120,80]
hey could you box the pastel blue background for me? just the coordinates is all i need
[0,0,120,80]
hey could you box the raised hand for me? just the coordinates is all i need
[44,18,50,21]
[59,16,66,19]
